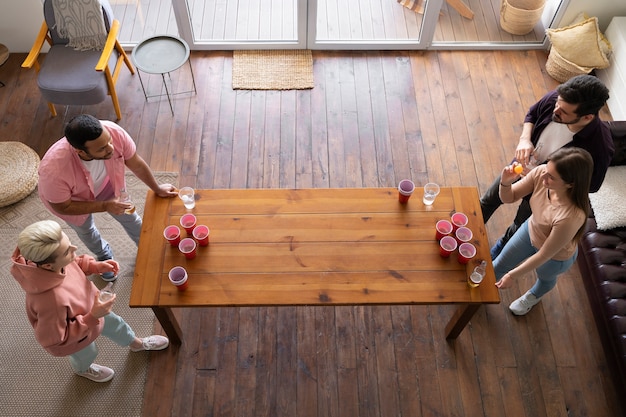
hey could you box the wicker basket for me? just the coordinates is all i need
[500,0,546,35]
[545,48,594,83]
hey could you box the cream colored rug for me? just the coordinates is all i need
[232,49,314,90]
[0,172,177,417]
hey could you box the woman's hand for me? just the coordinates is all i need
[95,259,119,276]
[91,293,115,318]
[500,163,522,187]
[495,273,513,289]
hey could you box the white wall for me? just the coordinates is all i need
[559,0,626,30]
[0,0,46,53]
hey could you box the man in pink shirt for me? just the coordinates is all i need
[38,114,177,281]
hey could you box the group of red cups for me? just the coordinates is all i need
[435,212,476,264]
[163,213,210,291]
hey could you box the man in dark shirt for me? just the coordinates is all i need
[482,75,614,259]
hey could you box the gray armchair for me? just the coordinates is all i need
[21,0,134,120]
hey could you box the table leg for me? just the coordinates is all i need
[152,307,183,345]
[161,73,174,115]
[445,304,481,340]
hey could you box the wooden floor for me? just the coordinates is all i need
[0,49,621,416]
[110,0,545,45]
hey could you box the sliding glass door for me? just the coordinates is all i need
[111,0,567,50]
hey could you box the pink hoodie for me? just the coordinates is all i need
[10,249,105,357]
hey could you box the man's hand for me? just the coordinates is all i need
[515,139,534,166]
[91,293,115,318]
[155,183,178,198]
[95,259,120,276]
[103,199,134,216]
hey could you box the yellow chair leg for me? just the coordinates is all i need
[47,102,57,117]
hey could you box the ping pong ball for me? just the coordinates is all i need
[514,165,523,174]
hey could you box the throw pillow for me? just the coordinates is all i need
[546,16,611,69]
[588,166,626,230]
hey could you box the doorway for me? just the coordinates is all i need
[111,0,567,50]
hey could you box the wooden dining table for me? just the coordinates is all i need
[130,187,500,344]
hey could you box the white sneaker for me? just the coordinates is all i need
[130,335,170,352]
[509,290,541,315]
[75,363,114,382]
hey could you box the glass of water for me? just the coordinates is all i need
[423,183,440,205]
[178,187,196,210]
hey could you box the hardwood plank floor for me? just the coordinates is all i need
[0,49,621,417]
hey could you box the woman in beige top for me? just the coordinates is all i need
[493,147,593,315]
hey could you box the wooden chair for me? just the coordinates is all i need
[21,0,135,120]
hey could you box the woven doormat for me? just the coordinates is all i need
[232,50,314,90]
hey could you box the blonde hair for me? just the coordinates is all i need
[17,220,63,264]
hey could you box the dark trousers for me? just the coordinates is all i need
[480,175,532,244]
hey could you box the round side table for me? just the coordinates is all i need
[131,35,197,114]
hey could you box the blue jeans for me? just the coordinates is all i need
[68,312,136,373]
[68,212,142,261]
[493,220,577,298]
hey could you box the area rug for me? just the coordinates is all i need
[0,172,177,417]
[232,49,314,90]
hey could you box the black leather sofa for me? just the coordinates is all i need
[576,120,626,404]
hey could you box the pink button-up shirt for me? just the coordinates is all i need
[38,121,137,226]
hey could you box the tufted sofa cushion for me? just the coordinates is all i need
[577,120,626,401]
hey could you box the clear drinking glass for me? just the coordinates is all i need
[178,187,195,210]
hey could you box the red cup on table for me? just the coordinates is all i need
[192,225,210,246]
[178,237,197,259]
[451,212,468,231]
[458,242,477,264]
[435,219,453,241]
[398,179,415,204]
[168,266,188,291]
[163,225,181,247]
[439,235,458,258]
[455,226,473,244]
[180,213,197,236]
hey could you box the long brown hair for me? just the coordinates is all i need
[547,147,593,241]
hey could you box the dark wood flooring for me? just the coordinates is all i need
[0,49,621,417]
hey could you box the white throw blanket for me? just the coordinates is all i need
[51,0,108,51]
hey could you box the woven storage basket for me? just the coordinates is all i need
[0,142,40,208]
[500,0,546,35]
[545,48,594,82]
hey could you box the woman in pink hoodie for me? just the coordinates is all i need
[11,220,169,383]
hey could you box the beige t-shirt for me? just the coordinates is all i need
[507,166,586,261]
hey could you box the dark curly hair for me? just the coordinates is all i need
[64,114,103,151]
[556,75,609,117]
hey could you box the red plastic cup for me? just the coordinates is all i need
[178,237,197,259]
[180,213,197,236]
[455,226,473,244]
[458,242,477,264]
[439,236,458,258]
[168,266,188,291]
[435,220,453,240]
[451,212,468,231]
[398,179,415,203]
[192,225,210,246]
[163,225,181,247]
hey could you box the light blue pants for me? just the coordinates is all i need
[68,212,142,261]
[493,220,577,298]
[68,312,136,373]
